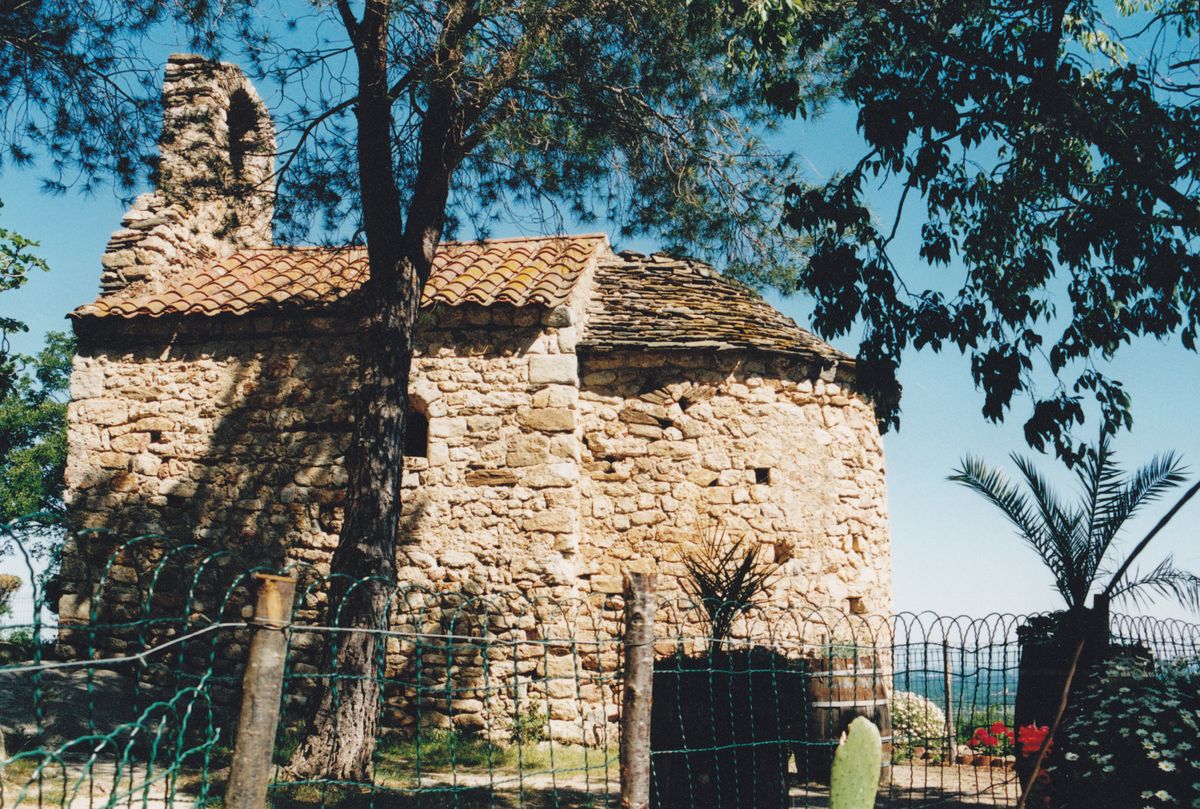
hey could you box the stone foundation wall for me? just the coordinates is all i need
[62,303,602,740]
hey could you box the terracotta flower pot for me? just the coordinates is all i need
[974,755,993,767]
[956,753,974,766]
[912,746,926,759]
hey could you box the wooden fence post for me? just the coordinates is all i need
[620,571,656,809]
[226,573,297,809]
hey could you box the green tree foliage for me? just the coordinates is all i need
[0,201,51,398]
[745,0,1200,461]
[0,331,73,522]
[0,1,170,192]
[951,434,1200,612]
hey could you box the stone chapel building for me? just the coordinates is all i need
[61,55,891,635]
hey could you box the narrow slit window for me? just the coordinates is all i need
[404,408,429,458]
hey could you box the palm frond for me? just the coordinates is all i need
[950,455,1077,607]
[1012,453,1088,606]
[1091,451,1186,584]
[1078,435,1124,584]
[682,524,781,641]
[1108,555,1200,613]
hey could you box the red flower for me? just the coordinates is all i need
[1017,724,1051,758]
[990,722,1008,735]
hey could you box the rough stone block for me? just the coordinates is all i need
[517,406,576,432]
[465,469,518,486]
[70,363,106,400]
[531,385,577,409]
[589,575,623,594]
[98,452,130,470]
[441,550,475,568]
[132,417,175,433]
[109,472,138,492]
[507,434,551,467]
[75,399,129,426]
[520,463,578,488]
[542,305,574,327]
[429,416,468,439]
[528,355,577,385]
[523,509,577,534]
[110,432,149,453]
[549,434,580,461]
[427,443,450,466]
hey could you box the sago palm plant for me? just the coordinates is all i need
[950,434,1200,613]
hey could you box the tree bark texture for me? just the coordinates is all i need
[286,0,463,781]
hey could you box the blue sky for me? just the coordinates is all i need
[2,63,1198,623]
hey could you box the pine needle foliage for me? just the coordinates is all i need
[683,524,782,642]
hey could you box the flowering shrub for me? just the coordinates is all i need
[1050,655,1200,809]
[891,690,947,757]
[967,722,1015,756]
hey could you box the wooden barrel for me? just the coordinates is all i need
[796,654,891,785]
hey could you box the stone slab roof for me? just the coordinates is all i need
[73,234,607,319]
[580,252,851,365]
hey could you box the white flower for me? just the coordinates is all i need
[1153,790,1172,802]
[1064,752,1079,761]
[1158,760,1176,772]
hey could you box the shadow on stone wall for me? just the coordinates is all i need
[61,310,562,736]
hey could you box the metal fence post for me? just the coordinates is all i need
[226,573,297,809]
[620,570,656,809]
[942,639,954,757]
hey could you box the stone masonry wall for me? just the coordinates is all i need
[62,302,600,739]
[65,303,584,581]
[63,312,890,746]
[576,349,891,624]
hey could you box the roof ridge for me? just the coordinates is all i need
[227,233,610,256]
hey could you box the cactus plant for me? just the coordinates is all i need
[830,716,882,809]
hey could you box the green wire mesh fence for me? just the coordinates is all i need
[3,514,1199,809]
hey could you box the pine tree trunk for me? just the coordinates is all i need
[284,0,463,779]
[284,266,419,780]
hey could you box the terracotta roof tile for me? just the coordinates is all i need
[73,234,608,319]
[580,252,851,365]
